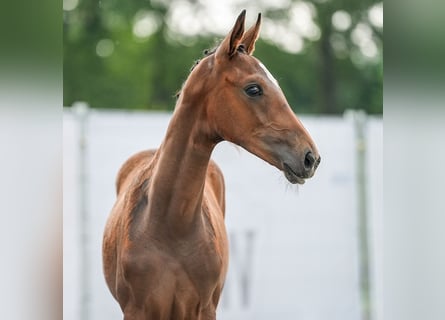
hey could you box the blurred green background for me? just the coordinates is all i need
[63,0,382,114]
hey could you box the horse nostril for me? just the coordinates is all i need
[315,156,321,170]
[304,151,315,170]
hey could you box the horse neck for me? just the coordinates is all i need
[147,98,217,235]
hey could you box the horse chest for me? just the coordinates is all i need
[120,229,228,307]
[175,223,229,290]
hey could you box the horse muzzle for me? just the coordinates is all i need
[282,151,321,185]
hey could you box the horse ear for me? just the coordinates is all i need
[241,13,261,55]
[215,10,246,60]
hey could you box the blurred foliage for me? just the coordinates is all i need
[64,0,382,114]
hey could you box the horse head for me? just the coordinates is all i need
[182,10,320,184]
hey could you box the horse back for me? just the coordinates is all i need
[116,149,225,214]
[115,149,157,195]
[206,160,226,217]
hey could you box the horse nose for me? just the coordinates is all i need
[303,151,321,173]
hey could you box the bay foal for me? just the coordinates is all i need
[102,10,320,320]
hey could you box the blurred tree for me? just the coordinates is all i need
[309,0,382,113]
[63,0,382,114]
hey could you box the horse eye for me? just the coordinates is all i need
[244,84,263,97]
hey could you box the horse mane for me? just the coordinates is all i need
[174,45,218,100]
[174,43,248,100]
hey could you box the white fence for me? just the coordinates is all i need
[63,108,382,320]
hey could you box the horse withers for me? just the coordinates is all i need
[102,10,320,320]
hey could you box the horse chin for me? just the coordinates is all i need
[283,163,306,185]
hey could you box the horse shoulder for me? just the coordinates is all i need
[104,150,157,296]
[115,149,157,195]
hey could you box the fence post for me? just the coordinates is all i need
[73,102,90,320]
[346,109,372,320]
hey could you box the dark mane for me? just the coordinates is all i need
[174,45,218,99]
[174,42,247,100]
[191,47,218,72]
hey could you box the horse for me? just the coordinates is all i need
[102,10,320,320]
